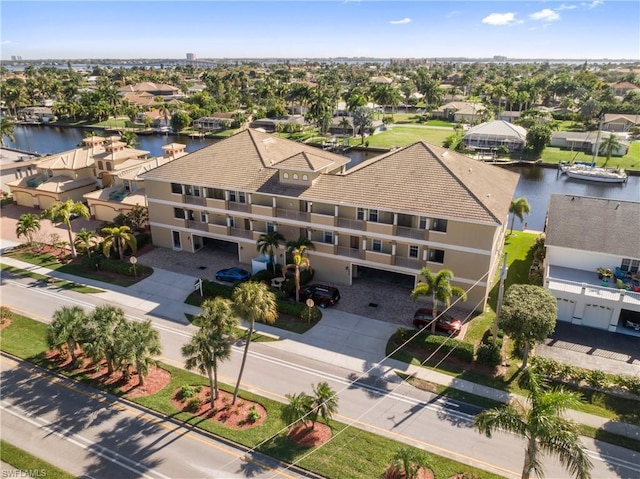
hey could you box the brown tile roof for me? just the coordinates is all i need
[546,195,640,258]
[36,146,103,170]
[143,129,519,225]
[275,151,344,172]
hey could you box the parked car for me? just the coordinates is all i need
[215,267,251,283]
[299,284,341,308]
[412,308,462,335]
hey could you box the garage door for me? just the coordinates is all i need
[582,304,613,330]
[556,298,575,322]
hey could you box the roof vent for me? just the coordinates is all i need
[262,137,274,144]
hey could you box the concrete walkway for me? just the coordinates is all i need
[1,254,639,443]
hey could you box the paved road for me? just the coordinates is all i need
[2,275,640,479]
[0,356,314,479]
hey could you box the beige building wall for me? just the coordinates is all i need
[442,221,496,250]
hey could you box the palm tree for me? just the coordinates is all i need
[282,391,313,429]
[285,245,312,303]
[47,306,87,363]
[599,134,623,168]
[15,213,41,246]
[411,268,467,334]
[82,305,126,375]
[0,117,16,146]
[74,228,98,257]
[115,320,162,386]
[101,225,137,261]
[509,197,532,234]
[383,447,431,479]
[231,281,278,404]
[474,371,592,479]
[309,381,338,429]
[256,231,285,275]
[41,199,90,258]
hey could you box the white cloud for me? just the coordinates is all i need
[530,8,560,22]
[389,17,411,25]
[482,12,521,26]
[557,4,578,11]
[446,10,461,19]
[582,0,604,8]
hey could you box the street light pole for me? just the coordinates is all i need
[493,253,508,345]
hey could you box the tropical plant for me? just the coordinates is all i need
[0,117,16,146]
[473,370,592,479]
[231,282,277,404]
[509,197,532,234]
[499,284,557,368]
[114,320,162,385]
[599,134,623,168]
[352,106,374,144]
[40,199,90,258]
[256,231,285,275]
[47,306,87,363]
[282,391,313,428]
[285,245,312,303]
[411,268,467,334]
[15,213,41,245]
[383,447,432,479]
[309,381,338,429]
[74,228,98,257]
[101,225,137,261]
[81,305,126,375]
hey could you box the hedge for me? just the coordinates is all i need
[412,331,475,363]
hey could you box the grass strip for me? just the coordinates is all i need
[184,313,278,343]
[0,440,76,479]
[0,263,103,294]
[1,314,503,479]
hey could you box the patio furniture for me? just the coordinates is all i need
[614,267,626,280]
[270,277,285,290]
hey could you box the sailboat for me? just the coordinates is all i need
[560,117,628,183]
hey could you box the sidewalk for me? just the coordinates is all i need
[2,254,639,442]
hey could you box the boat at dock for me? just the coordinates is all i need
[560,162,628,183]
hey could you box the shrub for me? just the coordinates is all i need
[415,333,474,363]
[247,405,261,423]
[135,233,152,249]
[0,306,13,325]
[476,343,502,368]
[180,384,198,400]
[300,268,314,285]
[252,270,272,284]
[201,280,234,299]
[586,369,608,390]
[186,397,202,412]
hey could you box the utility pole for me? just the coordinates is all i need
[493,253,508,345]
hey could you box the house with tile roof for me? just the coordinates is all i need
[550,131,628,156]
[141,129,520,309]
[433,101,486,124]
[602,113,640,133]
[463,120,527,153]
[544,195,640,334]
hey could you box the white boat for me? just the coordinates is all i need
[561,163,628,183]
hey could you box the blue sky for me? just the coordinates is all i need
[1,1,638,60]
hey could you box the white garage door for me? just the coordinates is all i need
[556,298,575,322]
[582,304,613,330]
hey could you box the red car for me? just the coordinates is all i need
[412,308,462,335]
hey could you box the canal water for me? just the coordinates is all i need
[5,125,639,231]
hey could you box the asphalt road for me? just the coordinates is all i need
[2,274,640,479]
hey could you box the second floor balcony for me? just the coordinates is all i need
[26,176,45,187]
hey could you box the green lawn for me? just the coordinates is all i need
[1,440,76,479]
[538,145,640,170]
[0,263,104,294]
[350,126,453,149]
[1,314,503,479]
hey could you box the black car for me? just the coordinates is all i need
[299,284,340,308]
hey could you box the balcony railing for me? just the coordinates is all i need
[186,220,208,231]
[276,208,309,222]
[184,195,206,206]
[397,226,427,241]
[228,202,250,213]
[394,257,423,270]
[337,246,362,259]
[337,218,365,231]
[230,227,252,239]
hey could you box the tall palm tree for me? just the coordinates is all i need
[47,306,87,363]
[0,117,16,146]
[474,371,592,479]
[101,225,137,261]
[231,281,278,404]
[509,197,532,234]
[41,199,90,258]
[15,213,41,246]
[256,231,285,275]
[411,267,467,334]
[383,447,431,479]
[74,228,98,257]
[285,245,312,303]
[309,381,339,430]
[82,305,126,375]
[599,134,623,168]
[115,320,162,386]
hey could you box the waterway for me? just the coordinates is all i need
[5,125,639,231]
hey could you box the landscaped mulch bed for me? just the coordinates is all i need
[287,423,332,447]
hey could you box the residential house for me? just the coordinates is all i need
[433,101,486,124]
[0,149,38,195]
[328,117,385,137]
[602,113,640,133]
[17,107,55,123]
[550,131,629,156]
[141,129,520,310]
[118,82,181,99]
[84,143,187,221]
[249,115,307,133]
[193,112,238,131]
[610,81,640,98]
[91,137,150,188]
[544,195,640,334]
[463,120,527,153]
[497,111,521,123]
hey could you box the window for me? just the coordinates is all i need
[283,172,289,179]
[173,207,185,219]
[172,230,181,249]
[323,231,333,244]
[238,192,246,203]
[266,222,275,233]
[431,218,448,232]
[123,180,130,192]
[357,208,365,220]
[97,161,104,171]
[200,211,207,223]
[369,209,379,222]
[229,217,235,228]
[229,191,236,202]
[419,217,427,229]
[621,258,640,273]
[409,245,419,258]
[171,183,182,194]
[106,162,112,171]
[372,239,382,252]
[187,210,195,221]
[293,173,299,180]
[302,174,308,181]
[428,249,445,263]
[184,185,193,196]
[193,186,200,197]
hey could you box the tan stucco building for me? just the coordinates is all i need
[142,129,520,310]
